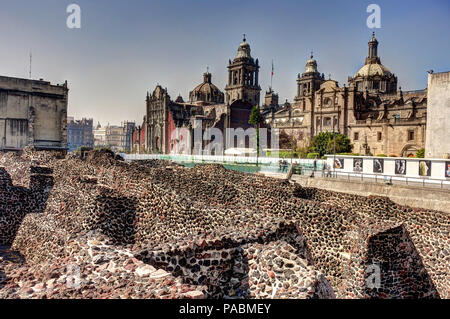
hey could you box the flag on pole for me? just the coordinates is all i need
[271,60,274,88]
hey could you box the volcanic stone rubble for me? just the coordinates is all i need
[0,147,448,299]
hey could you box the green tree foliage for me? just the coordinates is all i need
[309,132,352,157]
[307,152,319,159]
[248,106,264,127]
[416,148,425,158]
[248,106,264,163]
[296,146,309,159]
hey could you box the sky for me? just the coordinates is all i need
[0,0,448,125]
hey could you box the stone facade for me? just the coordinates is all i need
[132,117,147,153]
[425,71,450,159]
[265,33,429,157]
[0,76,68,151]
[142,37,260,154]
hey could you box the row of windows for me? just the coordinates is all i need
[353,131,415,141]
[316,117,338,127]
[356,80,390,91]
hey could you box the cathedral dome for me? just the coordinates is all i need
[354,63,392,78]
[175,94,184,103]
[189,71,224,104]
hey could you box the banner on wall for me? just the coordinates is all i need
[334,158,344,169]
[373,158,384,173]
[395,159,407,175]
[446,162,450,178]
[353,158,363,172]
[419,160,432,177]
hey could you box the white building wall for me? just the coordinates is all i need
[326,155,450,180]
[425,71,450,159]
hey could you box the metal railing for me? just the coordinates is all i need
[293,167,450,190]
[119,153,450,190]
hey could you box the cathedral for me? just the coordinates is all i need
[266,32,427,157]
[142,36,261,154]
[136,33,427,157]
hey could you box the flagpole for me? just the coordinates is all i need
[271,59,273,89]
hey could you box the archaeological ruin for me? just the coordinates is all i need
[0,148,448,299]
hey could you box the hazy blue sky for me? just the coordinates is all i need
[0,0,448,125]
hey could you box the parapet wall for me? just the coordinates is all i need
[292,175,450,213]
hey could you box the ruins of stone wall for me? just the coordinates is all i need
[0,149,448,299]
[292,185,449,298]
[138,222,334,299]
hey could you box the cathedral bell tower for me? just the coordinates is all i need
[294,52,325,101]
[225,35,261,106]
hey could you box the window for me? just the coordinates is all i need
[324,117,332,126]
[377,132,382,141]
[354,132,359,141]
[373,81,380,90]
[324,98,332,107]
[408,130,415,141]
[357,82,363,91]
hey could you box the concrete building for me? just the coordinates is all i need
[97,121,136,152]
[105,125,124,152]
[67,117,94,151]
[93,122,106,148]
[0,76,68,151]
[266,32,428,157]
[122,121,135,152]
[425,71,450,159]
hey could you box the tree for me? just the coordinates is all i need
[248,106,264,166]
[279,130,297,150]
[309,132,352,157]
[416,148,425,158]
